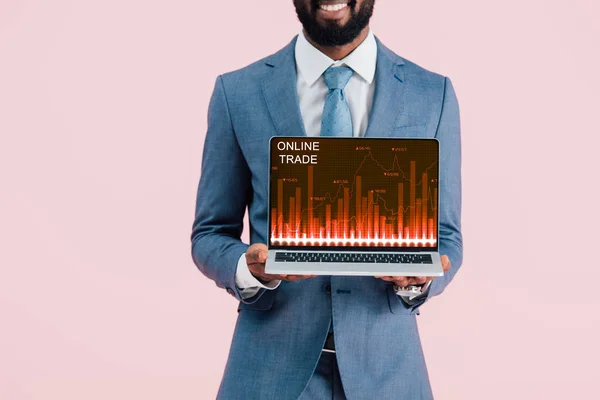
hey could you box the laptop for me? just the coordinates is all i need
[264,136,444,277]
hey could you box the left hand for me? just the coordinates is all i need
[375,255,452,287]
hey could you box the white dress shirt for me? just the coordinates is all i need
[235,30,429,301]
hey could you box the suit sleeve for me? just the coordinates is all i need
[408,77,464,310]
[190,75,265,303]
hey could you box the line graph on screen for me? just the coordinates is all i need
[270,138,438,247]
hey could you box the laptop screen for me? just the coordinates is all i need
[269,137,439,251]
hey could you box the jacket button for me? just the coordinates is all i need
[226,287,234,295]
[323,283,331,294]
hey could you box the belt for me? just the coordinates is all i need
[322,332,336,353]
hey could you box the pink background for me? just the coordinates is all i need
[1,0,599,398]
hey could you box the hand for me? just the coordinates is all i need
[375,254,452,287]
[246,243,317,283]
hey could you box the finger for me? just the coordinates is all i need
[258,273,286,282]
[405,277,428,286]
[288,274,315,281]
[268,274,317,282]
[392,277,409,286]
[413,276,427,285]
[287,274,312,281]
[401,277,417,286]
[246,248,268,264]
[441,255,452,272]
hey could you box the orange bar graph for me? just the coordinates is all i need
[428,218,434,241]
[326,204,331,238]
[433,187,438,240]
[422,172,428,240]
[343,187,350,238]
[277,179,283,238]
[289,198,295,237]
[416,199,422,240]
[361,197,367,239]
[308,166,313,238]
[295,187,301,238]
[410,161,416,238]
[337,199,343,239]
[356,176,362,237]
[398,183,404,239]
[374,205,379,239]
[270,153,437,247]
[367,191,374,239]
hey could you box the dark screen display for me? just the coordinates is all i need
[269,137,439,250]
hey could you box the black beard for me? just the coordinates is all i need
[294,0,375,47]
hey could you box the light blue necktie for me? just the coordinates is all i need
[320,66,354,137]
[321,67,354,337]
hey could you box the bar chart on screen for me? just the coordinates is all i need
[269,138,439,248]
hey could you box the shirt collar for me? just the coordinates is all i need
[295,29,377,87]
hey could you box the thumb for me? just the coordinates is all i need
[247,244,268,263]
[257,249,268,263]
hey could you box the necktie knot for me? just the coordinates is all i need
[323,66,354,91]
[320,66,354,137]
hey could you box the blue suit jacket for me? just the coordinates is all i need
[191,36,463,400]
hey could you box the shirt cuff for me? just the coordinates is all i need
[398,281,432,305]
[235,253,281,290]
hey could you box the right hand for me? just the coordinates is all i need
[246,243,317,283]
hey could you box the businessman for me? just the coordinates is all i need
[191,0,463,398]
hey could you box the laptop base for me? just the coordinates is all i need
[265,250,444,277]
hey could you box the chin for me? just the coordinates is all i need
[318,18,350,28]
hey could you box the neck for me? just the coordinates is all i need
[303,26,370,61]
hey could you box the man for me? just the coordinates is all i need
[191,0,463,398]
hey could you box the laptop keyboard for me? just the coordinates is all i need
[274,252,433,264]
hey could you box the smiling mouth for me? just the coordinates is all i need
[318,2,349,12]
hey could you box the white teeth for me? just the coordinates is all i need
[319,3,348,12]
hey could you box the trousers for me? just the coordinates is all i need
[298,351,347,400]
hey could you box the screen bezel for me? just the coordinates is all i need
[267,136,440,252]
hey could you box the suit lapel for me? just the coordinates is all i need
[262,36,306,137]
[261,36,409,138]
[364,38,406,138]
